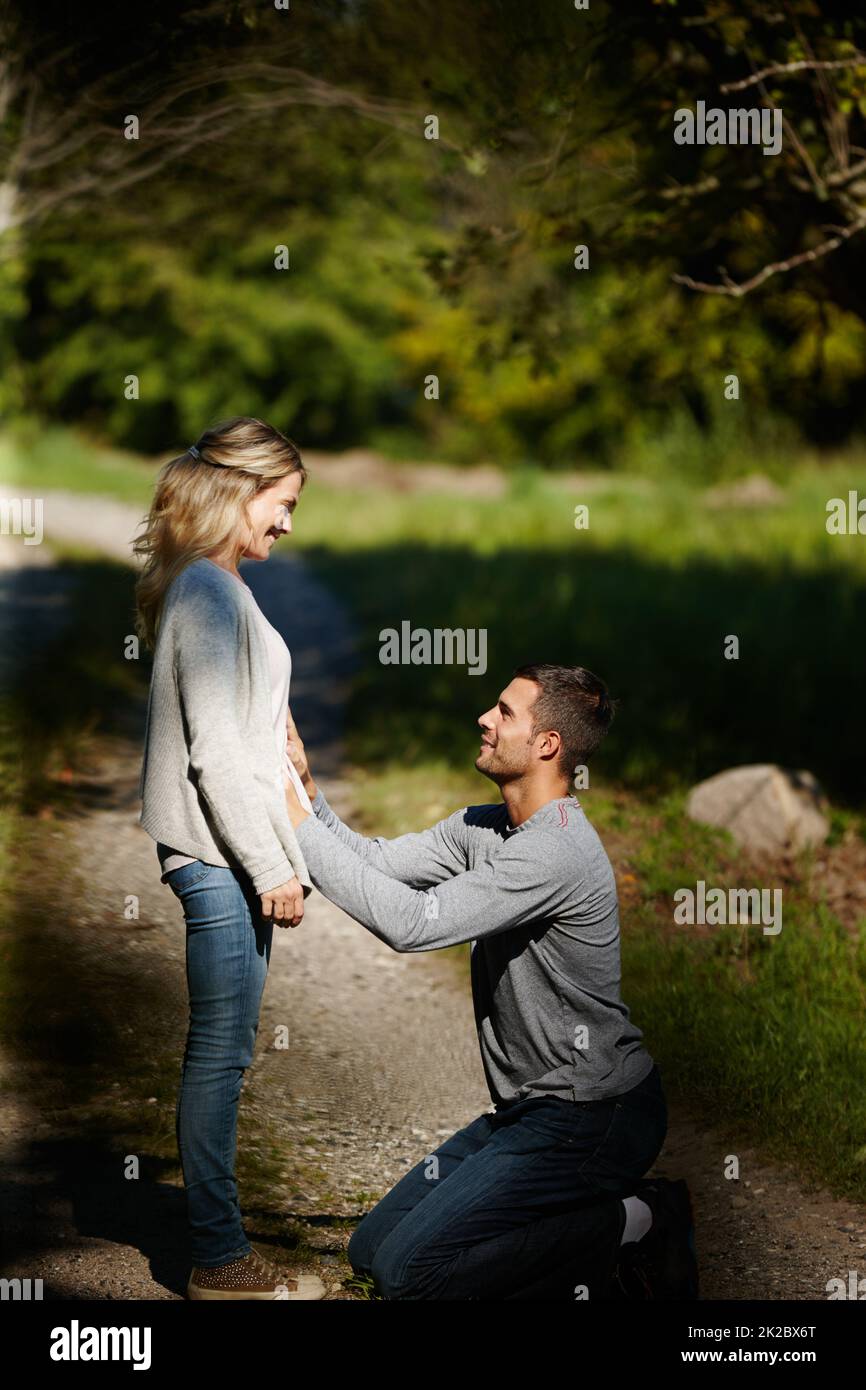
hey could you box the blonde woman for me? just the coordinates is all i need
[135,417,324,1301]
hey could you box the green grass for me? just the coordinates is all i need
[626,909,866,1189]
[0,423,157,504]
[343,1271,385,1300]
[292,479,866,807]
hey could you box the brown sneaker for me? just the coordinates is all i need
[187,1249,326,1301]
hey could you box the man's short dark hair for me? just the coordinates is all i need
[513,663,616,779]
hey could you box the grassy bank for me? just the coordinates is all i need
[294,465,866,807]
[0,425,156,505]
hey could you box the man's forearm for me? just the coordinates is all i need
[304,786,384,860]
[304,787,473,886]
[293,812,557,952]
[293,815,458,950]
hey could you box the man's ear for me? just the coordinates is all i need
[536,729,562,764]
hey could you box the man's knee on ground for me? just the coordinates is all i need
[369,1245,440,1300]
[347,1218,377,1275]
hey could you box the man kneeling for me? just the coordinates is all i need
[283,663,698,1301]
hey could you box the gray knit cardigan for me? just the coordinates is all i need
[139,557,312,896]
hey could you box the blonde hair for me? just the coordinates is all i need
[133,416,306,649]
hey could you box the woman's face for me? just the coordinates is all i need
[241,473,303,561]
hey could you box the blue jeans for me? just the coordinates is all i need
[349,1063,668,1299]
[163,857,273,1267]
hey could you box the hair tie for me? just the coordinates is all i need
[188,445,201,459]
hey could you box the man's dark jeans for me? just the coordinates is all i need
[349,1062,667,1300]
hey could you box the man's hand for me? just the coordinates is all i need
[259,875,304,928]
[286,705,317,798]
[284,772,310,830]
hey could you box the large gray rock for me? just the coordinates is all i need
[686,764,830,856]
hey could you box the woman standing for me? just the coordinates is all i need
[135,416,324,1300]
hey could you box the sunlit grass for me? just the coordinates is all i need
[0,424,157,504]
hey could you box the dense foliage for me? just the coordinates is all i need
[4,1,866,471]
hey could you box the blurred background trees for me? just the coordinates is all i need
[4,0,866,473]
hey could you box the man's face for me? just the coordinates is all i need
[476,677,543,783]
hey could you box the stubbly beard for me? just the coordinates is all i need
[476,745,528,786]
[476,757,500,785]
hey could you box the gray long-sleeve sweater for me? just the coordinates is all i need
[295,789,654,1106]
[138,557,311,896]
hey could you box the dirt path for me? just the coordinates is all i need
[1,489,865,1301]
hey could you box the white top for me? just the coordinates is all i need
[156,565,312,880]
[250,594,314,807]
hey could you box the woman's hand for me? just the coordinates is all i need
[286,705,317,797]
[259,875,304,928]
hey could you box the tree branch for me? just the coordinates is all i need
[720,57,866,93]
[0,54,465,240]
[671,216,866,296]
